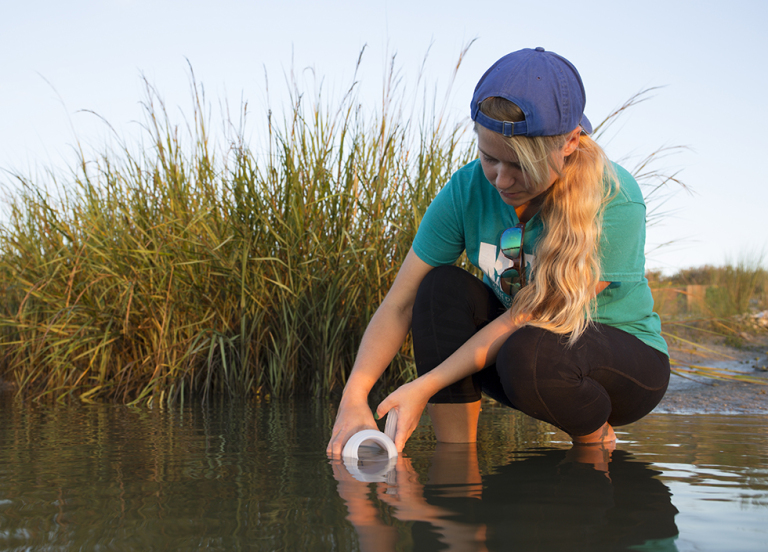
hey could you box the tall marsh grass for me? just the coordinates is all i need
[1,54,689,404]
[1,57,475,404]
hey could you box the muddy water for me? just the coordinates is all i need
[0,395,766,551]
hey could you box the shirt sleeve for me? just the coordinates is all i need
[412,179,466,267]
[599,199,647,282]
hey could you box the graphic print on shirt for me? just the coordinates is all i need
[478,242,535,308]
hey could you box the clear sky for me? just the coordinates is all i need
[2,0,767,273]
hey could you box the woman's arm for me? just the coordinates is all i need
[326,248,434,457]
[376,308,527,451]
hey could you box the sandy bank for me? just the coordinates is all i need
[655,330,768,415]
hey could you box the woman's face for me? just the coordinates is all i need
[476,126,580,209]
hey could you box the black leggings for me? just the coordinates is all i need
[412,266,670,436]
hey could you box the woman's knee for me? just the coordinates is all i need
[413,266,502,345]
[414,265,477,311]
[412,267,501,387]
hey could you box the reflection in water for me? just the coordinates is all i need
[0,395,766,551]
[482,447,678,551]
[334,443,679,552]
[0,397,357,550]
[334,444,487,551]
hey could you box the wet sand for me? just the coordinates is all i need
[656,334,768,415]
[656,368,768,414]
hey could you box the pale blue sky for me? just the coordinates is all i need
[2,0,767,273]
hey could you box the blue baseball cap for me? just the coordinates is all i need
[471,47,592,137]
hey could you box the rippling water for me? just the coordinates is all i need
[0,393,766,551]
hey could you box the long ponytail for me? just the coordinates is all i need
[478,98,616,344]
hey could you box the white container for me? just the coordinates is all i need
[341,429,397,460]
[341,410,399,461]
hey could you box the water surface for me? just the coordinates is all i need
[0,395,766,551]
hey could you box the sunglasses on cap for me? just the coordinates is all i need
[499,224,526,296]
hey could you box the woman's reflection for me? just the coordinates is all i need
[332,443,487,552]
[331,442,678,552]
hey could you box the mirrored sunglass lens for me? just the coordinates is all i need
[501,279,522,295]
[500,228,522,257]
[501,268,522,294]
[502,268,521,281]
[502,245,520,258]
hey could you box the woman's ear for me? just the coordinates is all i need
[563,127,582,157]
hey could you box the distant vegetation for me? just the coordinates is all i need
[4,53,745,405]
[648,258,768,354]
[649,259,767,319]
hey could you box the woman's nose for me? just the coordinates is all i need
[495,165,515,189]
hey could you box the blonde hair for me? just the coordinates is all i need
[478,97,617,344]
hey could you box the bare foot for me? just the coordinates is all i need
[571,422,616,446]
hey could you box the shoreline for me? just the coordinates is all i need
[3,343,767,415]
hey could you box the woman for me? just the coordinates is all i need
[326,47,670,455]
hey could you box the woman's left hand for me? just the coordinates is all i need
[376,379,432,452]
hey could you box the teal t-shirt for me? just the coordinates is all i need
[412,159,668,355]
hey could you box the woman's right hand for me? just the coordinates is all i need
[326,396,378,457]
[326,249,433,458]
